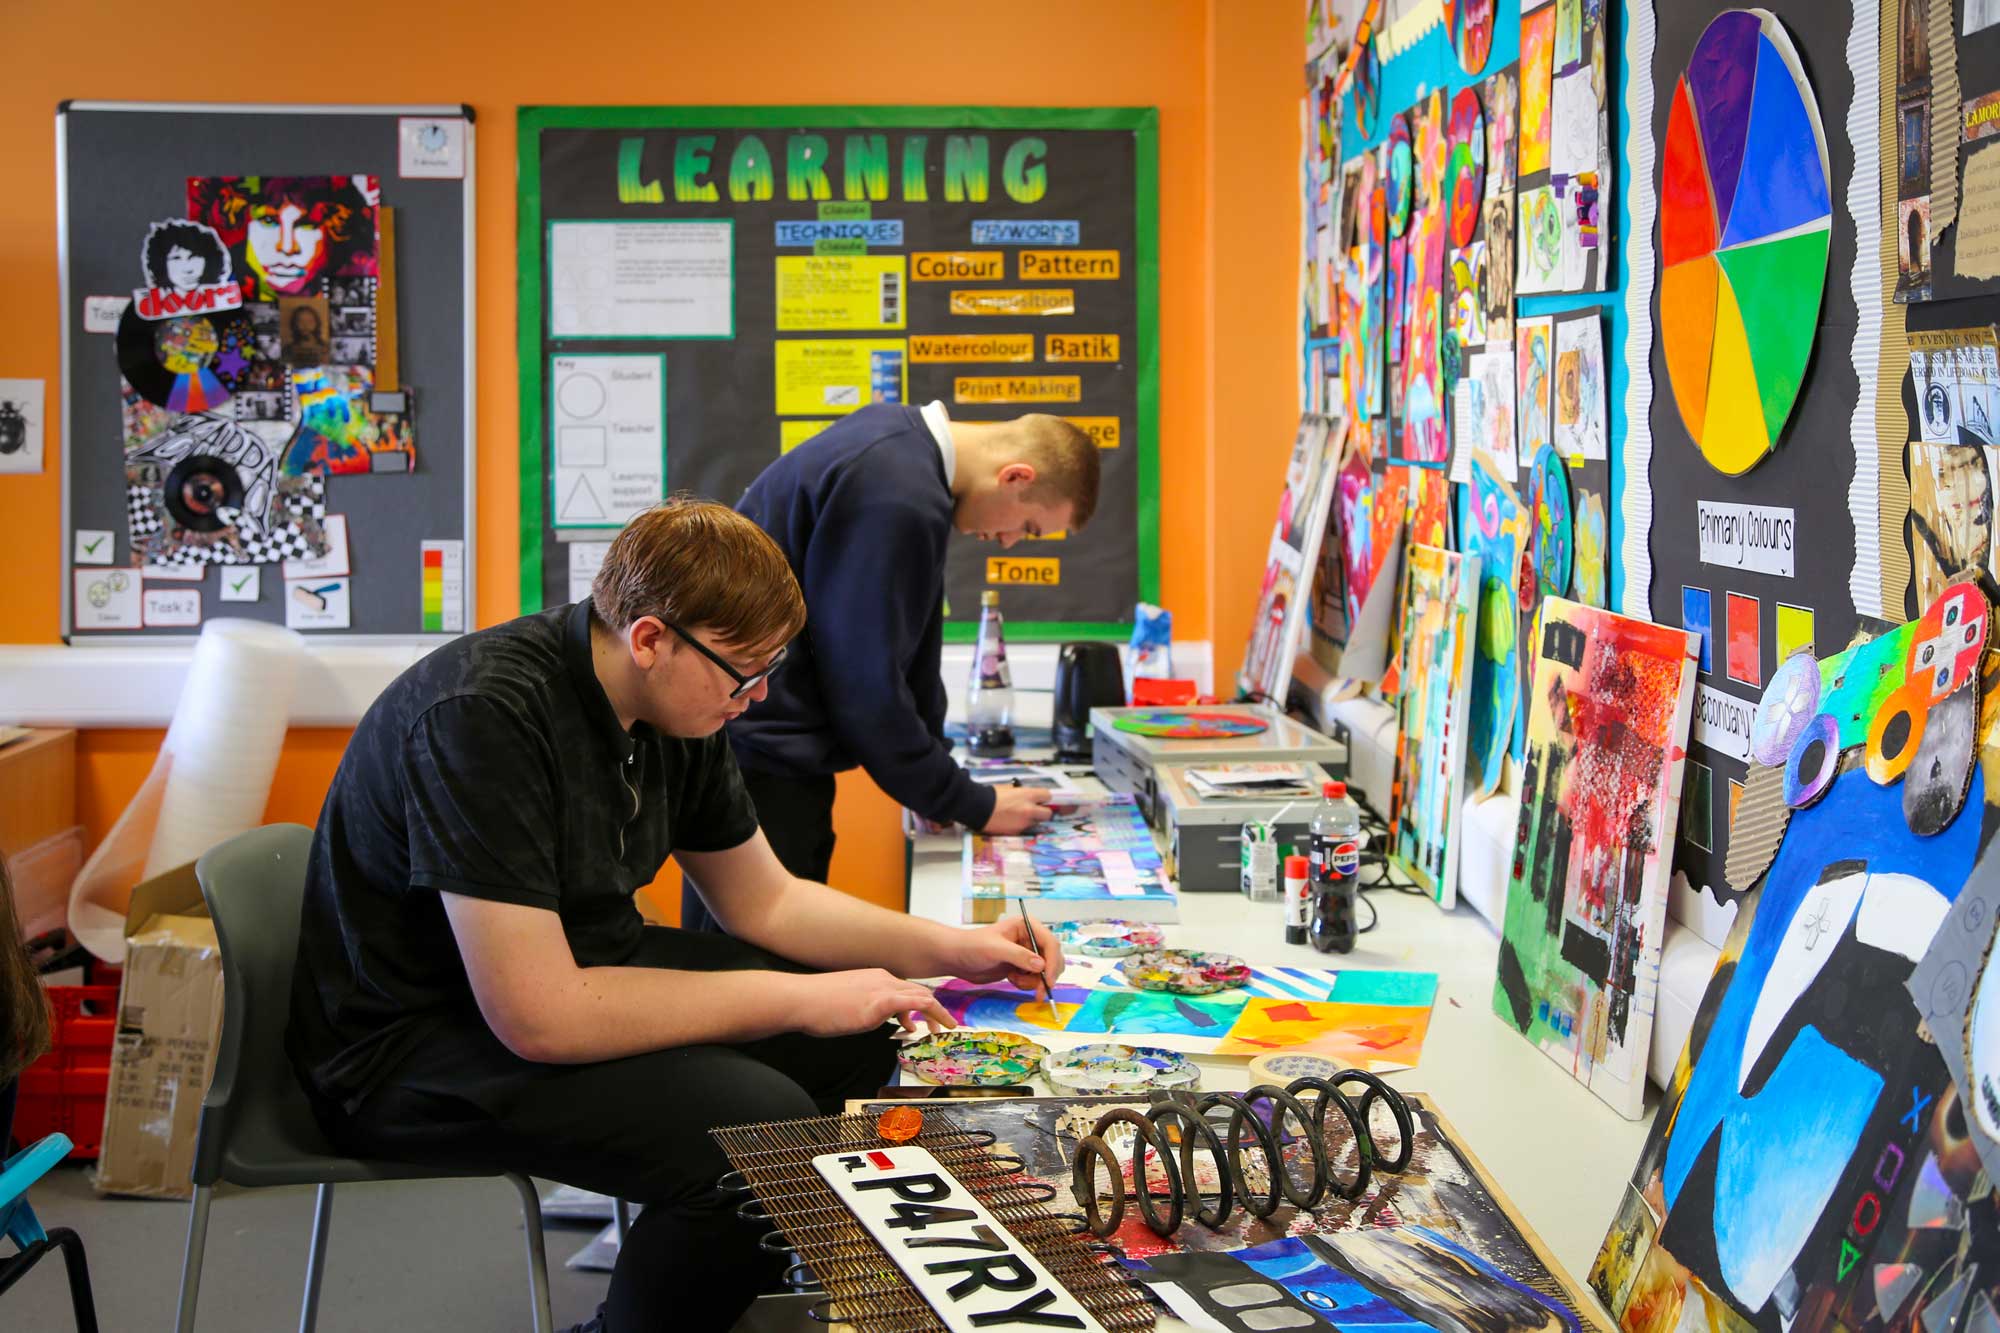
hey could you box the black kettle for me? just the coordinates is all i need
[1052,642,1126,761]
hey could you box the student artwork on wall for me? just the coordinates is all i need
[1515,0,1608,294]
[1591,588,2000,1333]
[1385,113,1415,427]
[1553,309,1610,609]
[1464,454,1526,796]
[1304,27,1349,414]
[1659,8,1832,476]
[1399,92,1450,470]
[1494,599,1698,1120]
[1481,62,1520,353]
[1391,544,1481,908]
[1312,420,1403,685]
[1240,415,1346,705]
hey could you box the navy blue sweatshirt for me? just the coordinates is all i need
[730,404,997,830]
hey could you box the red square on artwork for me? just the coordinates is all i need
[1726,592,1761,686]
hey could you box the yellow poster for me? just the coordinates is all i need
[909,334,1034,363]
[949,289,1075,317]
[1062,416,1120,448]
[780,420,832,453]
[775,339,907,415]
[955,375,1081,404]
[775,255,906,331]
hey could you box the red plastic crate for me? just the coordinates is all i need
[13,983,119,1160]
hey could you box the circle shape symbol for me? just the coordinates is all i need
[1658,10,1831,476]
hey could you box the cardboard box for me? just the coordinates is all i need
[93,862,224,1199]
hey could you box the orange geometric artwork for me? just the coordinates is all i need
[1211,999,1436,1072]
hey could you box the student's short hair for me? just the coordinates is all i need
[1014,415,1102,529]
[590,495,806,651]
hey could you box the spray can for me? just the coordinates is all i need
[1283,854,1311,945]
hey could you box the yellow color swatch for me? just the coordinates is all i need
[1698,275,1771,476]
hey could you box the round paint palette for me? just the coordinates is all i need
[1247,1051,1347,1087]
[1052,919,1166,959]
[898,1031,1048,1087]
[1118,949,1252,995]
[1110,711,1269,740]
[1044,1043,1199,1096]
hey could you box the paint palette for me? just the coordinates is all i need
[1117,949,1252,996]
[1052,919,1166,958]
[1660,9,1831,475]
[1043,1043,1199,1096]
[1109,711,1268,739]
[897,1030,1048,1087]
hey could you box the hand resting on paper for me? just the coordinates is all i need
[939,914,1066,992]
[980,784,1054,834]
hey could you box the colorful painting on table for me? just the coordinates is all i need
[1494,599,1698,1120]
[1391,545,1481,908]
[934,960,1438,1072]
[1591,580,2000,1333]
[961,793,1174,924]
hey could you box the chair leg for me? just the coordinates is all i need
[48,1227,100,1333]
[504,1173,554,1333]
[298,1182,334,1333]
[613,1197,631,1248]
[173,1183,214,1333]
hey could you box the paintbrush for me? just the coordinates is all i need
[1017,897,1060,1028]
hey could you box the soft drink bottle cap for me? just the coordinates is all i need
[1323,780,1346,799]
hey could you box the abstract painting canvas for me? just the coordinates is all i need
[1592,589,2000,1333]
[934,959,1439,1071]
[1493,599,1699,1119]
[1392,544,1482,908]
[1240,415,1345,705]
[1465,454,1529,795]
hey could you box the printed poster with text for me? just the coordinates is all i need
[524,113,1156,633]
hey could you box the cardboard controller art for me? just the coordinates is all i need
[1592,579,2000,1333]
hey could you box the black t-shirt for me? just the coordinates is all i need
[287,599,761,1112]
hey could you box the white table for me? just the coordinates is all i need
[906,821,1656,1297]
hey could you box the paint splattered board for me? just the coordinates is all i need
[935,959,1439,1072]
[1493,599,1699,1120]
[847,1093,1610,1333]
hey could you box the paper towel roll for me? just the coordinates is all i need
[68,618,305,960]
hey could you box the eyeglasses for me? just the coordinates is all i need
[660,621,788,699]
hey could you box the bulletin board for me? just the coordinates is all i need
[1640,5,1863,910]
[57,101,476,642]
[517,106,1159,640]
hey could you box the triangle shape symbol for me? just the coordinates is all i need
[560,473,607,522]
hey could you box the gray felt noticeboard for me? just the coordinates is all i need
[57,101,475,642]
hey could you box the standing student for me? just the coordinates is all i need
[286,498,1064,1333]
[689,403,1102,930]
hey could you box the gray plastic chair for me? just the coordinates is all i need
[172,823,552,1333]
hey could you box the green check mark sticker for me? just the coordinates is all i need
[82,536,105,554]
[230,574,252,592]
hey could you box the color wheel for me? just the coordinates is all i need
[1660,9,1830,477]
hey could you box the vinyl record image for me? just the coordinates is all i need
[125,411,327,566]
[162,453,247,533]
[117,302,261,412]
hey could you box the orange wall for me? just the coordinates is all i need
[1,0,1300,915]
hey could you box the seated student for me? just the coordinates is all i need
[287,497,1063,1333]
[686,403,1101,931]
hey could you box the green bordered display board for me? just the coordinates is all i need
[517,106,1159,640]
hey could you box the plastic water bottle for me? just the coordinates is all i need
[967,590,1015,757]
[1308,781,1361,954]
